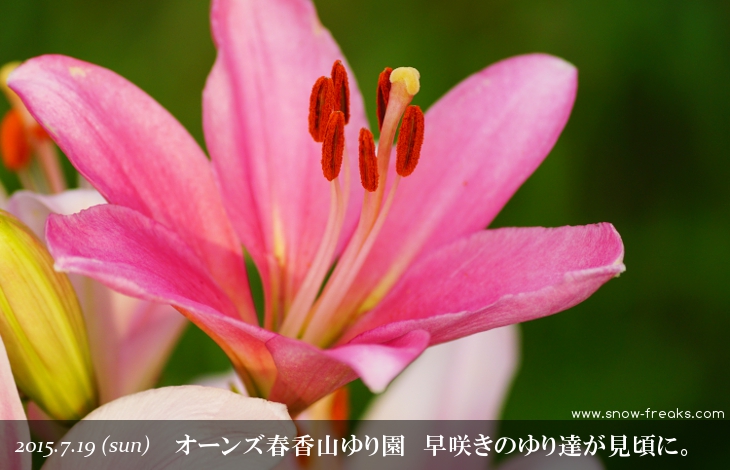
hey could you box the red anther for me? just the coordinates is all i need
[308,76,335,142]
[358,128,378,192]
[1,109,31,171]
[376,67,393,131]
[396,105,424,177]
[321,111,345,181]
[330,60,350,124]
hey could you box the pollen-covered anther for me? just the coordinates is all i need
[308,76,335,142]
[358,128,378,192]
[376,67,393,131]
[321,111,345,181]
[396,105,425,177]
[1,109,31,171]
[330,60,350,124]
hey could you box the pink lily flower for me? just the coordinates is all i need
[8,0,624,414]
[2,189,186,405]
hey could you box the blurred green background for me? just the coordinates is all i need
[1,0,728,420]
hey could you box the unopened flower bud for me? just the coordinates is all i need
[0,210,97,421]
[1,62,25,113]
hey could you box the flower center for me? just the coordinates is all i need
[279,61,424,347]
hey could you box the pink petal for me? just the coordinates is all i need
[45,206,280,405]
[181,312,427,414]
[8,56,254,322]
[46,205,420,411]
[364,326,519,420]
[204,0,367,298]
[0,338,31,470]
[323,330,429,393]
[143,306,420,413]
[64,274,185,403]
[345,223,625,344]
[43,386,294,470]
[8,190,186,403]
[104,295,186,401]
[46,205,240,321]
[351,54,579,310]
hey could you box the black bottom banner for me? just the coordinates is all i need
[4,419,727,469]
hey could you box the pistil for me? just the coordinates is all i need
[373,67,420,212]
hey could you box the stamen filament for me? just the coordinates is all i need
[302,176,402,346]
[35,137,66,193]
[16,168,35,191]
[335,111,425,324]
[279,177,346,338]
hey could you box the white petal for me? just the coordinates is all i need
[193,369,248,396]
[351,327,519,470]
[43,386,294,470]
[0,337,31,470]
[7,189,106,242]
[83,385,288,420]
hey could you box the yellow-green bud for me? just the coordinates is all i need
[0,210,97,421]
[1,62,25,114]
